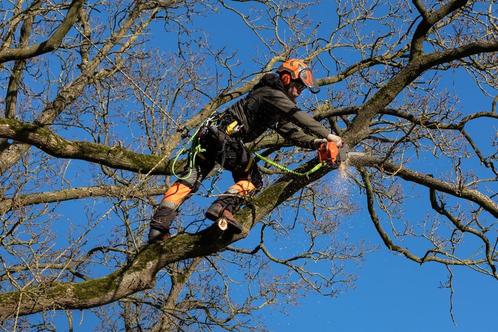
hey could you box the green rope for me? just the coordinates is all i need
[172,121,324,179]
[254,152,324,177]
[171,126,206,180]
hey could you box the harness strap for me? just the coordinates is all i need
[171,125,206,180]
[172,115,324,180]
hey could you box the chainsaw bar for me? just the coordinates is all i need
[338,143,349,163]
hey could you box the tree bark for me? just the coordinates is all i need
[0,0,84,64]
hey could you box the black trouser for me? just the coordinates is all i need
[167,114,263,217]
[182,123,261,184]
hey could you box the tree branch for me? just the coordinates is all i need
[430,188,497,277]
[423,39,498,69]
[359,167,492,270]
[410,0,469,61]
[0,185,167,214]
[0,118,180,175]
[411,0,428,21]
[316,106,498,130]
[0,149,336,319]
[0,140,495,319]
[349,154,498,218]
[150,257,203,331]
[0,0,162,174]
[344,38,498,146]
[0,0,84,64]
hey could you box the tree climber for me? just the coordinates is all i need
[148,59,343,243]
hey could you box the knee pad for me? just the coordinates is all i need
[177,178,200,192]
[227,180,256,196]
[162,182,192,207]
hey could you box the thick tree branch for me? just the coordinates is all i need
[0,118,180,175]
[410,0,469,61]
[0,144,496,319]
[411,0,428,21]
[423,40,498,68]
[0,151,335,319]
[349,154,498,218]
[0,185,167,214]
[344,39,498,146]
[0,0,84,64]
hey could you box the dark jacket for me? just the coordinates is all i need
[225,73,330,148]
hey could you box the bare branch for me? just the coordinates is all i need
[410,0,469,61]
[0,0,84,64]
[0,1,164,174]
[411,0,428,21]
[0,185,167,214]
[430,188,497,278]
[359,167,492,269]
[0,118,179,175]
[349,154,498,218]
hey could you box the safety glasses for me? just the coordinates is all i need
[299,68,320,94]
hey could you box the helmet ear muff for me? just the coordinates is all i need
[280,73,291,86]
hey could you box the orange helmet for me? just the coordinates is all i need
[277,59,320,94]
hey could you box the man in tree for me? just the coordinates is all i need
[148,59,343,243]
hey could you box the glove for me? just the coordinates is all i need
[327,134,343,147]
[313,134,343,148]
[312,138,328,148]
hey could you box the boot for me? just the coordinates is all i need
[205,196,243,233]
[148,206,177,244]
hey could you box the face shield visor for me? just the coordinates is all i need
[299,67,320,94]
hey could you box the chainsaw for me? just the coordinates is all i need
[317,142,349,167]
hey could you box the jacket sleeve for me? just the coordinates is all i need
[266,89,331,139]
[275,120,316,149]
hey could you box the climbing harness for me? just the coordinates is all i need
[171,125,206,180]
[172,115,338,180]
